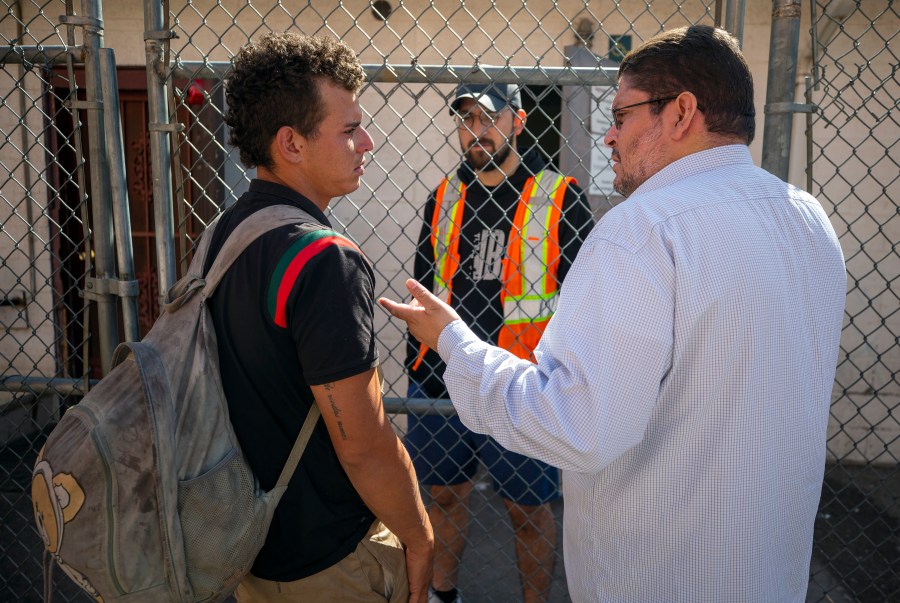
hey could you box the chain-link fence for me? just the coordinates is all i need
[1,2,107,599]
[805,1,899,600]
[1,1,897,602]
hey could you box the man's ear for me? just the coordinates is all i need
[513,108,527,136]
[272,125,304,165]
[671,92,700,141]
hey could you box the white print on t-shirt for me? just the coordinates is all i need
[471,228,506,281]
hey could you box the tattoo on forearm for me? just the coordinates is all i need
[323,383,347,440]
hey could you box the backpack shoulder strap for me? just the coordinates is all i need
[162,205,317,315]
[275,403,322,490]
[202,204,318,298]
[201,203,324,489]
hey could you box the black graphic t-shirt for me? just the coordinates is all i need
[204,180,378,581]
[407,150,595,398]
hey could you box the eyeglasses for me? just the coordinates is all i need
[611,95,678,129]
[454,109,503,130]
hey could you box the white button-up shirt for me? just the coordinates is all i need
[437,145,846,602]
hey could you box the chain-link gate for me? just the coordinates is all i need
[1,1,135,600]
[1,1,897,602]
[156,3,720,601]
[804,1,899,601]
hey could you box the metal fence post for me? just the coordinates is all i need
[723,0,747,46]
[100,47,141,343]
[74,0,119,373]
[761,0,802,180]
[143,0,178,307]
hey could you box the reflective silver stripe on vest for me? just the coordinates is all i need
[504,170,565,323]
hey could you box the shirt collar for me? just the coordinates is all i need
[248,179,332,227]
[632,144,754,197]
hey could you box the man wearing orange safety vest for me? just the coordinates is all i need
[405,83,593,603]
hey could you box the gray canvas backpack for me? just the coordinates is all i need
[31,204,321,602]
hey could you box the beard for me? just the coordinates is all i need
[464,139,514,173]
[613,123,663,197]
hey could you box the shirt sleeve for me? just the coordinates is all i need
[277,233,379,385]
[437,234,674,473]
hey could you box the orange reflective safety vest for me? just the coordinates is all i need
[413,169,573,367]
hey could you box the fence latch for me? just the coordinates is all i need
[82,277,139,301]
[144,30,178,41]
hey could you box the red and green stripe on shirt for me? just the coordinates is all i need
[267,228,360,328]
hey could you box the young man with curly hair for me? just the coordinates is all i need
[210,32,433,602]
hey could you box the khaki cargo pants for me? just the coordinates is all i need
[235,521,408,602]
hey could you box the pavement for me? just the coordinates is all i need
[1,425,897,602]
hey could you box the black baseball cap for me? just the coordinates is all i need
[450,83,522,114]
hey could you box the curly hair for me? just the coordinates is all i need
[224,32,365,169]
[619,26,756,144]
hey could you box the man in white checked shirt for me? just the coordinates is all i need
[381,25,847,603]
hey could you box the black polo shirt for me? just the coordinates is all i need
[204,179,378,580]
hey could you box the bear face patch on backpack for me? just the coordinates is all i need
[32,205,322,603]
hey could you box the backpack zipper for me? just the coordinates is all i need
[69,405,126,596]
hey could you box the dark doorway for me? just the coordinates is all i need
[520,85,562,171]
[45,69,221,378]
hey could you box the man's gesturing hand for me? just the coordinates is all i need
[378,279,461,351]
